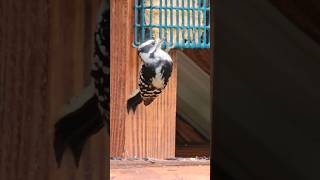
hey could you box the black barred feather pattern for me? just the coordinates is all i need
[127,90,142,112]
[139,61,172,105]
[54,0,110,167]
[127,38,173,112]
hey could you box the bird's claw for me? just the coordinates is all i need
[132,42,139,48]
[165,44,174,53]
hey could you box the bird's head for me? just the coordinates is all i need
[137,38,164,54]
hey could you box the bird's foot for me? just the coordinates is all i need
[165,44,174,53]
[131,42,139,48]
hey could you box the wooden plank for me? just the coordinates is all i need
[110,0,177,159]
[48,0,108,179]
[111,165,210,180]
[110,159,210,180]
[0,0,108,179]
[176,115,208,145]
[110,159,210,168]
[183,49,210,74]
[176,145,210,157]
[0,1,50,180]
[176,51,211,138]
[210,0,215,174]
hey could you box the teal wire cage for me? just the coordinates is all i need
[134,0,210,49]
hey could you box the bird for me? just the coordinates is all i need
[127,38,173,112]
[53,0,109,168]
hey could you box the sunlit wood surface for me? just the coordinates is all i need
[111,159,210,180]
[110,0,177,159]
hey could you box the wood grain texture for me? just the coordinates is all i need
[48,0,108,179]
[176,145,210,157]
[110,159,210,168]
[111,165,210,180]
[183,49,210,74]
[110,0,177,159]
[208,0,217,172]
[0,0,108,179]
[210,0,214,172]
[111,160,210,180]
[0,1,50,180]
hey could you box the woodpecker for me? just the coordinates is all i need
[127,38,173,112]
[54,0,109,167]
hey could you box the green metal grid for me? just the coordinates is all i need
[134,0,210,49]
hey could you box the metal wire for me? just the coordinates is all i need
[134,0,210,49]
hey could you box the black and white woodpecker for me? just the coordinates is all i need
[53,0,109,167]
[127,38,173,112]
[53,0,173,167]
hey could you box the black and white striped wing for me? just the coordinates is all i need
[138,60,172,105]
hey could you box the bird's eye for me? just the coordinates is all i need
[151,42,155,45]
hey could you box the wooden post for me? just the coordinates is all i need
[110,0,177,158]
[0,2,50,180]
[0,0,108,179]
[210,0,215,175]
[48,0,108,179]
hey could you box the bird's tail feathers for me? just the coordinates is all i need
[143,97,155,106]
[127,89,142,113]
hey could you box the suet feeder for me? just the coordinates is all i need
[134,0,210,49]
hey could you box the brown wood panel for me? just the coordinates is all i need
[183,49,210,74]
[176,116,210,157]
[268,0,320,44]
[110,0,177,159]
[176,145,210,157]
[111,165,210,180]
[111,159,210,180]
[176,115,208,145]
[48,0,108,179]
[210,0,215,174]
[110,159,210,168]
[0,1,50,179]
[0,0,108,179]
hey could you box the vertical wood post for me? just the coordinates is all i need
[48,0,108,179]
[0,0,108,179]
[0,1,50,180]
[110,0,177,159]
[210,0,215,174]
